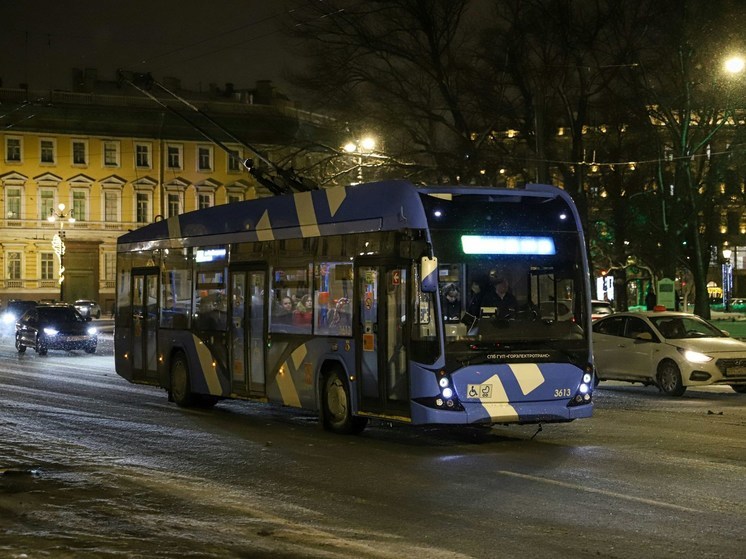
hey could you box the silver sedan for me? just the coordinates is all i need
[592,311,746,396]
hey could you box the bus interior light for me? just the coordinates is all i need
[460,235,556,255]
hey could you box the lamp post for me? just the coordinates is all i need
[722,247,733,312]
[48,203,75,302]
[343,136,376,184]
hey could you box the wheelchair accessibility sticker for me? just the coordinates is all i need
[467,384,492,399]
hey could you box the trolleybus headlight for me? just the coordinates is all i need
[442,387,453,399]
[439,377,450,388]
[579,383,589,394]
[435,398,444,407]
[582,373,592,384]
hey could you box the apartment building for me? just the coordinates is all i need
[0,77,333,313]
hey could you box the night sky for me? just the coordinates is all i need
[1,0,298,93]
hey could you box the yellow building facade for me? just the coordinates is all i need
[0,84,328,313]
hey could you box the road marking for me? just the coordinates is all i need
[498,470,701,513]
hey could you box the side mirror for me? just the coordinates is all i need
[635,332,653,342]
[420,256,438,293]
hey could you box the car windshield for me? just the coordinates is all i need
[649,315,726,339]
[39,307,85,323]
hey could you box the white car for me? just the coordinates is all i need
[592,311,746,396]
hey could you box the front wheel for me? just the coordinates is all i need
[321,369,367,434]
[731,385,746,394]
[170,353,196,407]
[36,336,48,356]
[15,335,26,353]
[657,360,685,396]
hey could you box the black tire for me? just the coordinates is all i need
[36,336,48,356]
[731,385,746,394]
[15,335,26,353]
[321,368,368,434]
[94,311,101,319]
[170,352,197,407]
[657,360,685,396]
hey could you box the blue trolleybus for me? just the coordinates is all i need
[114,180,594,433]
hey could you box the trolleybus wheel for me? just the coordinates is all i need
[321,368,367,435]
[170,352,197,407]
[657,360,686,396]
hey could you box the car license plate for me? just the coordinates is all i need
[726,366,746,376]
[66,335,88,341]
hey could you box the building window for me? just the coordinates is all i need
[7,252,22,280]
[228,193,243,204]
[72,140,87,165]
[103,141,120,167]
[5,137,22,163]
[197,146,213,171]
[41,253,55,281]
[167,145,182,170]
[228,149,241,172]
[135,143,151,168]
[104,191,119,222]
[104,252,116,282]
[6,187,22,219]
[167,193,181,217]
[40,139,56,164]
[72,190,87,221]
[40,189,55,220]
[198,192,213,210]
[136,192,150,223]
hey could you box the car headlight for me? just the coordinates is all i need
[678,347,713,364]
[87,327,98,335]
[2,313,16,324]
[43,327,59,336]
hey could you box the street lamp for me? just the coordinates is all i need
[724,55,745,76]
[48,203,75,302]
[343,136,376,184]
[722,247,733,312]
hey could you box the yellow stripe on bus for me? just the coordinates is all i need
[276,363,302,408]
[256,210,274,241]
[167,216,182,239]
[295,191,321,238]
[479,374,519,421]
[508,363,545,395]
[326,186,347,216]
[193,334,222,396]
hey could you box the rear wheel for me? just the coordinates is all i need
[15,335,26,353]
[321,368,367,434]
[731,385,746,394]
[170,352,196,407]
[657,360,685,396]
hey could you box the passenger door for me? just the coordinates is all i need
[229,268,266,396]
[131,267,159,381]
[356,261,410,418]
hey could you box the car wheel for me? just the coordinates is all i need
[94,310,101,319]
[36,336,48,356]
[15,335,26,353]
[170,352,196,407]
[657,360,685,396]
[731,385,746,394]
[84,344,97,354]
[321,368,367,434]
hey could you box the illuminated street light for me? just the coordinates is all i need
[48,203,75,302]
[722,247,733,312]
[724,55,745,75]
[343,136,377,184]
